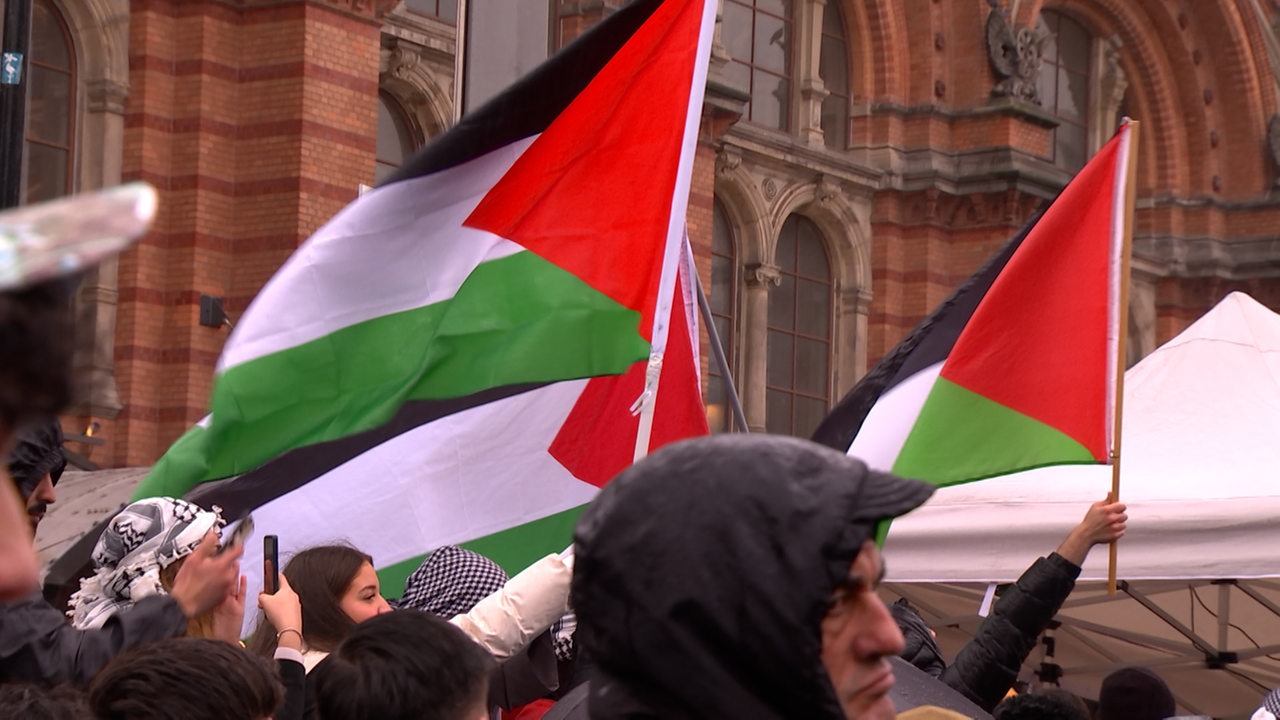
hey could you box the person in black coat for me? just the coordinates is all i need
[892,496,1128,711]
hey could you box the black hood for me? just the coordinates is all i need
[572,434,934,720]
[8,420,66,501]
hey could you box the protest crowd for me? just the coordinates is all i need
[1,257,1275,719]
[3,1,1280,719]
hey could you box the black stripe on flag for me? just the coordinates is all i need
[386,0,662,184]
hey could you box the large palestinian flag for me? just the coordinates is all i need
[124,0,715,598]
[813,121,1136,487]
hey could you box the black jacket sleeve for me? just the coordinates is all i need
[275,657,307,720]
[940,552,1081,711]
[0,591,187,687]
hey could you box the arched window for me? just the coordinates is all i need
[706,199,739,433]
[403,0,457,24]
[376,92,417,184]
[819,3,849,150]
[1037,10,1091,172]
[24,0,75,203]
[722,0,793,131]
[766,214,831,437]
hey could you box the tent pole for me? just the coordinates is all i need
[1109,119,1141,594]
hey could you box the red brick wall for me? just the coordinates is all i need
[102,0,384,467]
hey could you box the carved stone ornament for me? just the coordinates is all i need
[986,8,1047,104]
[815,174,840,204]
[716,149,742,176]
[762,178,779,200]
[1267,113,1280,189]
[382,43,422,81]
[745,263,782,287]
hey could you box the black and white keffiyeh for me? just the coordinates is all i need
[68,497,222,629]
[1255,688,1280,720]
[394,545,509,619]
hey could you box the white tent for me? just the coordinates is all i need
[880,291,1280,719]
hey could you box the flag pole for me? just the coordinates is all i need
[1108,119,1140,595]
[693,261,748,433]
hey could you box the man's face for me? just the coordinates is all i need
[24,472,56,534]
[820,540,904,720]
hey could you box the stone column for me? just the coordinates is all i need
[796,0,828,146]
[742,262,780,432]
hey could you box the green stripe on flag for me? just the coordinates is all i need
[893,377,1096,487]
[138,251,649,500]
[376,505,585,599]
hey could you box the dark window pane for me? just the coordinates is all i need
[769,273,795,329]
[751,73,788,130]
[27,66,71,145]
[796,279,830,337]
[766,330,793,387]
[723,61,751,96]
[707,375,729,433]
[757,0,793,17]
[795,338,829,396]
[766,388,793,434]
[1037,15,1058,63]
[23,142,68,204]
[404,0,456,22]
[796,227,828,279]
[819,34,847,92]
[377,95,416,170]
[712,202,733,256]
[1057,16,1091,70]
[1056,123,1088,172]
[722,2,753,61]
[711,255,733,315]
[31,0,70,70]
[712,315,733,360]
[776,220,796,272]
[753,15,789,75]
[1058,69,1087,121]
[437,0,457,23]
[823,2,844,34]
[794,397,828,438]
[821,96,847,150]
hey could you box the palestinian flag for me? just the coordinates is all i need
[812,121,1136,487]
[123,0,715,596]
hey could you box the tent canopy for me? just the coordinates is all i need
[880,291,1280,718]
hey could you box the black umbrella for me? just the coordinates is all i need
[889,656,994,719]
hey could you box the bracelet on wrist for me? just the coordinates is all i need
[276,627,303,642]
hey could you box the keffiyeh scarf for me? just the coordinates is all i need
[69,497,222,629]
[395,545,509,618]
[1255,688,1280,720]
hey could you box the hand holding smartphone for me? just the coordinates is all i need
[263,534,280,595]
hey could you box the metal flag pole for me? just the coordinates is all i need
[692,264,748,433]
[0,0,33,208]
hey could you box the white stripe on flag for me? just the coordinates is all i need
[846,361,943,472]
[220,138,536,372]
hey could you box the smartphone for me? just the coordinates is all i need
[217,515,254,555]
[263,534,280,595]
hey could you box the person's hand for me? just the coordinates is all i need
[1057,495,1128,566]
[258,574,303,650]
[210,574,247,645]
[169,531,243,618]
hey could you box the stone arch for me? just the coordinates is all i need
[379,44,454,144]
[768,175,872,399]
[849,0,909,103]
[712,151,772,268]
[1025,0,1201,195]
[53,0,131,419]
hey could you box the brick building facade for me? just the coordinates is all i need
[22,0,1280,465]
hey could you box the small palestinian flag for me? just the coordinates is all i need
[53,0,715,602]
[813,121,1136,487]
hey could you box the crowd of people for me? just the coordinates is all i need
[3,208,1279,720]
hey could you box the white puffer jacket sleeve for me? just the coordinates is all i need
[449,552,573,659]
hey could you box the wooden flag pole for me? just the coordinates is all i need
[1109,119,1141,595]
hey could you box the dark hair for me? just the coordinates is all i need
[0,683,87,720]
[248,544,373,655]
[0,281,76,432]
[312,610,494,720]
[1098,666,1176,720]
[994,688,1091,720]
[88,637,283,720]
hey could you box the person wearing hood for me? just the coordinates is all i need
[8,420,65,535]
[567,434,936,720]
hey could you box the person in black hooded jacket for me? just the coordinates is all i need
[567,434,936,720]
[891,497,1128,711]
